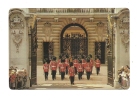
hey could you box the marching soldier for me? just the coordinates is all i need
[73,56,78,75]
[43,59,50,80]
[89,54,94,74]
[68,62,75,85]
[85,59,92,80]
[65,55,69,75]
[95,57,101,75]
[81,55,86,74]
[60,59,66,80]
[50,57,57,80]
[77,60,83,80]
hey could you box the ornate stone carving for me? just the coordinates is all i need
[96,21,104,41]
[11,29,23,52]
[119,13,129,52]
[9,13,24,53]
[43,22,52,42]
[9,14,24,29]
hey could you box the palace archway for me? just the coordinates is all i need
[60,23,88,58]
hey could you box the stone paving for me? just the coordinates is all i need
[28,65,118,90]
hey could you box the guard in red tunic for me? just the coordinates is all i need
[68,62,75,85]
[59,59,66,80]
[77,60,83,80]
[43,59,50,80]
[85,59,92,80]
[73,56,78,75]
[81,55,86,74]
[95,57,101,75]
[89,54,94,74]
[50,57,57,80]
[65,55,69,75]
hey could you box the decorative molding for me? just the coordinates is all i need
[89,18,94,22]
[9,14,24,29]
[54,18,58,22]
[96,21,105,41]
[72,18,76,23]
[43,22,52,42]
[11,29,23,53]
[119,13,129,52]
[9,12,25,53]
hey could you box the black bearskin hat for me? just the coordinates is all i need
[79,60,82,63]
[53,57,56,61]
[86,58,90,62]
[61,59,65,63]
[89,54,92,58]
[70,62,73,67]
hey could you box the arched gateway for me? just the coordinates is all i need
[60,23,88,58]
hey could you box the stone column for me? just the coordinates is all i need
[113,16,120,88]
[9,8,30,88]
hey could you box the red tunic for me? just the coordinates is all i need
[82,59,87,69]
[68,67,75,76]
[65,58,69,67]
[77,63,83,72]
[50,61,57,70]
[73,59,78,68]
[60,63,66,72]
[95,59,101,68]
[43,64,49,72]
[85,63,92,72]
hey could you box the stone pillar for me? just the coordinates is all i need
[9,8,30,88]
[113,17,120,88]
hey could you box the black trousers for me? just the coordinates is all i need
[44,72,48,80]
[96,67,100,75]
[86,72,91,80]
[70,76,74,84]
[61,72,65,80]
[78,72,83,80]
[52,70,56,80]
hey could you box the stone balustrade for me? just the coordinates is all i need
[36,8,115,13]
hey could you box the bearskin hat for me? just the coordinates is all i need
[53,56,56,61]
[79,60,82,63]
[70,62,73,67]
[89,54,92,58]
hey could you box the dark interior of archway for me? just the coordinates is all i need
[60,23,88,59]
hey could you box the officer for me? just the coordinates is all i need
[77,60,83,80]
[95,57,101,75]
[60,59,66,80]
[50,57,57,80]
[85,59,91,80]
[43,59,50,80]
[68,62,75,85]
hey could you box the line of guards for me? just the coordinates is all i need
[43,54,101,85]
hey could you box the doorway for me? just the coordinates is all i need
[43,42,53,63]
